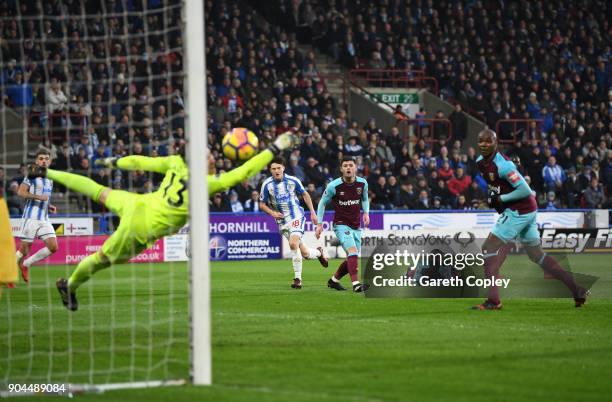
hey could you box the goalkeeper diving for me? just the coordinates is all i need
[46,133,298,311]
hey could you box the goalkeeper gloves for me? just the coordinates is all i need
[94,157,118,169]
[27,164,47,180]
[267,132,300,154]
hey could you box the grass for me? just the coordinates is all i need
[2,255,612,401]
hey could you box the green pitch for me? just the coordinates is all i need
[2,255,612,402]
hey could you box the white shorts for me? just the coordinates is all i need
[19,219,56,242]
[279,216,305,240]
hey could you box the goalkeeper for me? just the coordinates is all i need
[50,133,297,311]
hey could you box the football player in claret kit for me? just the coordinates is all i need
[15,149,59,283]
[474,129,588,310]
[259,157,328,289]
[48,132,298,311]
[315,156,370,292]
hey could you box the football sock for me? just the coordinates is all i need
[46,169,105,202]
[306,248,321,259]
[333,260,348,281]
[15,250,23,264]
[68,252,111,293]
[291,248,302,280]
[538,254,580,297]
[482,244,511,304]
[23,247,52,267]
[347,255,359,282]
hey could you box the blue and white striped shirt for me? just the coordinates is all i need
[260,174,305,225]
[21,176,53,221]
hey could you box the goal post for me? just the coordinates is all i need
[184,0,211,386]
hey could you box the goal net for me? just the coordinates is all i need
[0,0,209,393]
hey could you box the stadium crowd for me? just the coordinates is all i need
[1,0,610,214]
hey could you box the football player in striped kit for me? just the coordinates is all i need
[259,157,328,289]
[15,149,58,283]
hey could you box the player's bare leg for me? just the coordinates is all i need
[16,241,32,282]
[524,245,588,307]
[289,235,303,289]
[473,233,511,310]
[20,236,59,283]
[298,242,328,267]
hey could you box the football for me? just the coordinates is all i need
[222,127,259,161]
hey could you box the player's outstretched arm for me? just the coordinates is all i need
[208,132,299,195]
[209,149,274,195]
[97,155,174,174]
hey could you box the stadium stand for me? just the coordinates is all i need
[1,0,610,212]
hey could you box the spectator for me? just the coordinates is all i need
[432,110,447,140]
[233,181,254,205]
[448,104,468,142]
[304,157,326,189]
[243,191,261,212]
[344,136,363,157]
[583,177,605,209]
[46,77,67,113]
[437,161,454,181]
[4,71,33,110]
[229,192,244,213]
[447,167,472,197]
[11,164,27,185]
[305,182,321,205]
[542,156,565,193]
[6,181,22,215]
[417,190,431,210]
[563,167,581,208]
[432,197,444,210]
[466,181,486,204]
[541,191,561,210]
[577,165,593,192]
[371,176,393,210]
[455,195,471,210]
[557,147,575,170]
[387,176,400,206]
[431,180,453,208]
[398,182,417,209]
[210,193,230,212]
[286,156,306,183]
[525,146,545,191]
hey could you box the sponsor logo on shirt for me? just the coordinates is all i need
[338,199,360,206]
